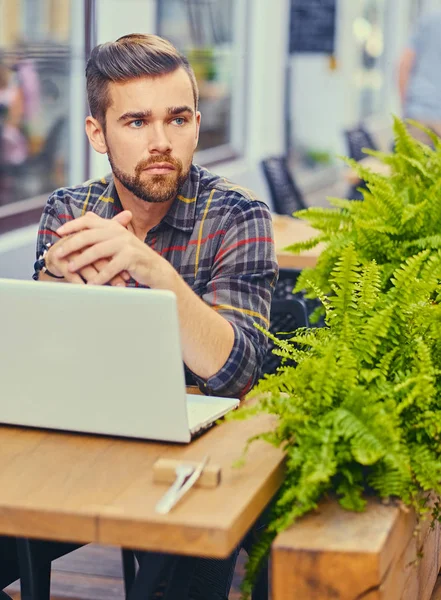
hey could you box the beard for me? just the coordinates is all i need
[107,149,191,204]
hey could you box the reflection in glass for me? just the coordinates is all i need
[354,0,386,118]
[157,0,234,152]
[0,0,72,206]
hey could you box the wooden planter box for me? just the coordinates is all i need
[272,497,441,600]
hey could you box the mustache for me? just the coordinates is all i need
[135,155,182,175]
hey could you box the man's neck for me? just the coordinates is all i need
[113,177,174,241]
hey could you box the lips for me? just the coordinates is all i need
[144,163,176,173]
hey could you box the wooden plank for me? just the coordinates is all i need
[430,576,441,600]
[7,571,125,600]
[273,215,323,269]
[272,497,441,600]
[0,410,284,557]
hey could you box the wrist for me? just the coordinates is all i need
[148,256,178,290]
[42,243,64,278]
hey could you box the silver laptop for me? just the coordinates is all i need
[0,278,239,443]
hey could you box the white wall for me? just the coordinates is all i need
[290,0,416,159]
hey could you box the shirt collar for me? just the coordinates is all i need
[161,163,200,233]
[95,164,201,232]
[93,175,123,219]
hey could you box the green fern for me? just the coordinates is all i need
[228,117,441,599]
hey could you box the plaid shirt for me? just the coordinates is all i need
[34,164,278,397]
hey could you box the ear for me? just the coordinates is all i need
[194,111,201,150]
[85,116,108,155]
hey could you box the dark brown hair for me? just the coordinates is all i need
[86,33,199,127]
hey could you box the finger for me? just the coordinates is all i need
[46,246,85,284]
[65,273,87,285]
[55,228,111,260]
[88,256,128,286]
[55,261,86,285]
[57,212,108,237]
[93,258,126,287]
[111,210,132,227]
[110,275,127,287]
[121,271,131,281]
[67,239,119,272]
[79,264,99,284]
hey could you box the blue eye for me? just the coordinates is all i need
[130,120,144,128]
[173,117,186,126]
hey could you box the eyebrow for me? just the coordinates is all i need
[117,106,194,123]
[118,110,152,122]
[167,105,194,116]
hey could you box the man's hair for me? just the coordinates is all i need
[86,33,199,127]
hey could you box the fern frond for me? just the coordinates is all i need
[356,260,382,312]
[393,115,428,161]
[283,235,327,254]
[406,118,441,150]
[359,303,396,365]
[336,478,367,512]
[410,444,441,493]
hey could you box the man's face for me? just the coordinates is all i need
[102,68,200,203]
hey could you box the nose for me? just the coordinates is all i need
[147,122,172,155]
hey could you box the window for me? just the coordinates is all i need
[157,0,249,163]
[0,0,86,232]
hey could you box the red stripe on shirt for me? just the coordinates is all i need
[159,244,187,255]
[215,237,274,261]
[38,229,61,238]
[189,229,226,246]
[159,230,226,256]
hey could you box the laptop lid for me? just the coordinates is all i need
[0,278,193,443]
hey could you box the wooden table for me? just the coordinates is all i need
[272,497,441,600]
[272,214,323,269]
[0,410,284,559]
[345,155,391,185]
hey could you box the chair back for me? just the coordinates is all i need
[262,297,309,376]
[261,156,307,215]
[344,125,377,162]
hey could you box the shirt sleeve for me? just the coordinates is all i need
[408,13,432,53]
[33,190,72,280]
[190,201,278,398]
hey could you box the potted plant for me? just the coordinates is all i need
[232,118,441,597]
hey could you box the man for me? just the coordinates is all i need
[0,34,277,599]
[398,9,441,144]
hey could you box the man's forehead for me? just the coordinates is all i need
[107,69,194,112]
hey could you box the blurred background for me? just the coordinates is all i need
[1,1,441,596]
[0,0,438,275]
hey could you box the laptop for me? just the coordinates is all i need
[0,278,240,443]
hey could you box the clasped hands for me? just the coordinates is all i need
[46,210,168,287]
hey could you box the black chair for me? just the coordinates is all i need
[122,545,268,600]
[261,298,309,376]
[344,125,378,201]
[344,124,378,162]
[261,156,307,215]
